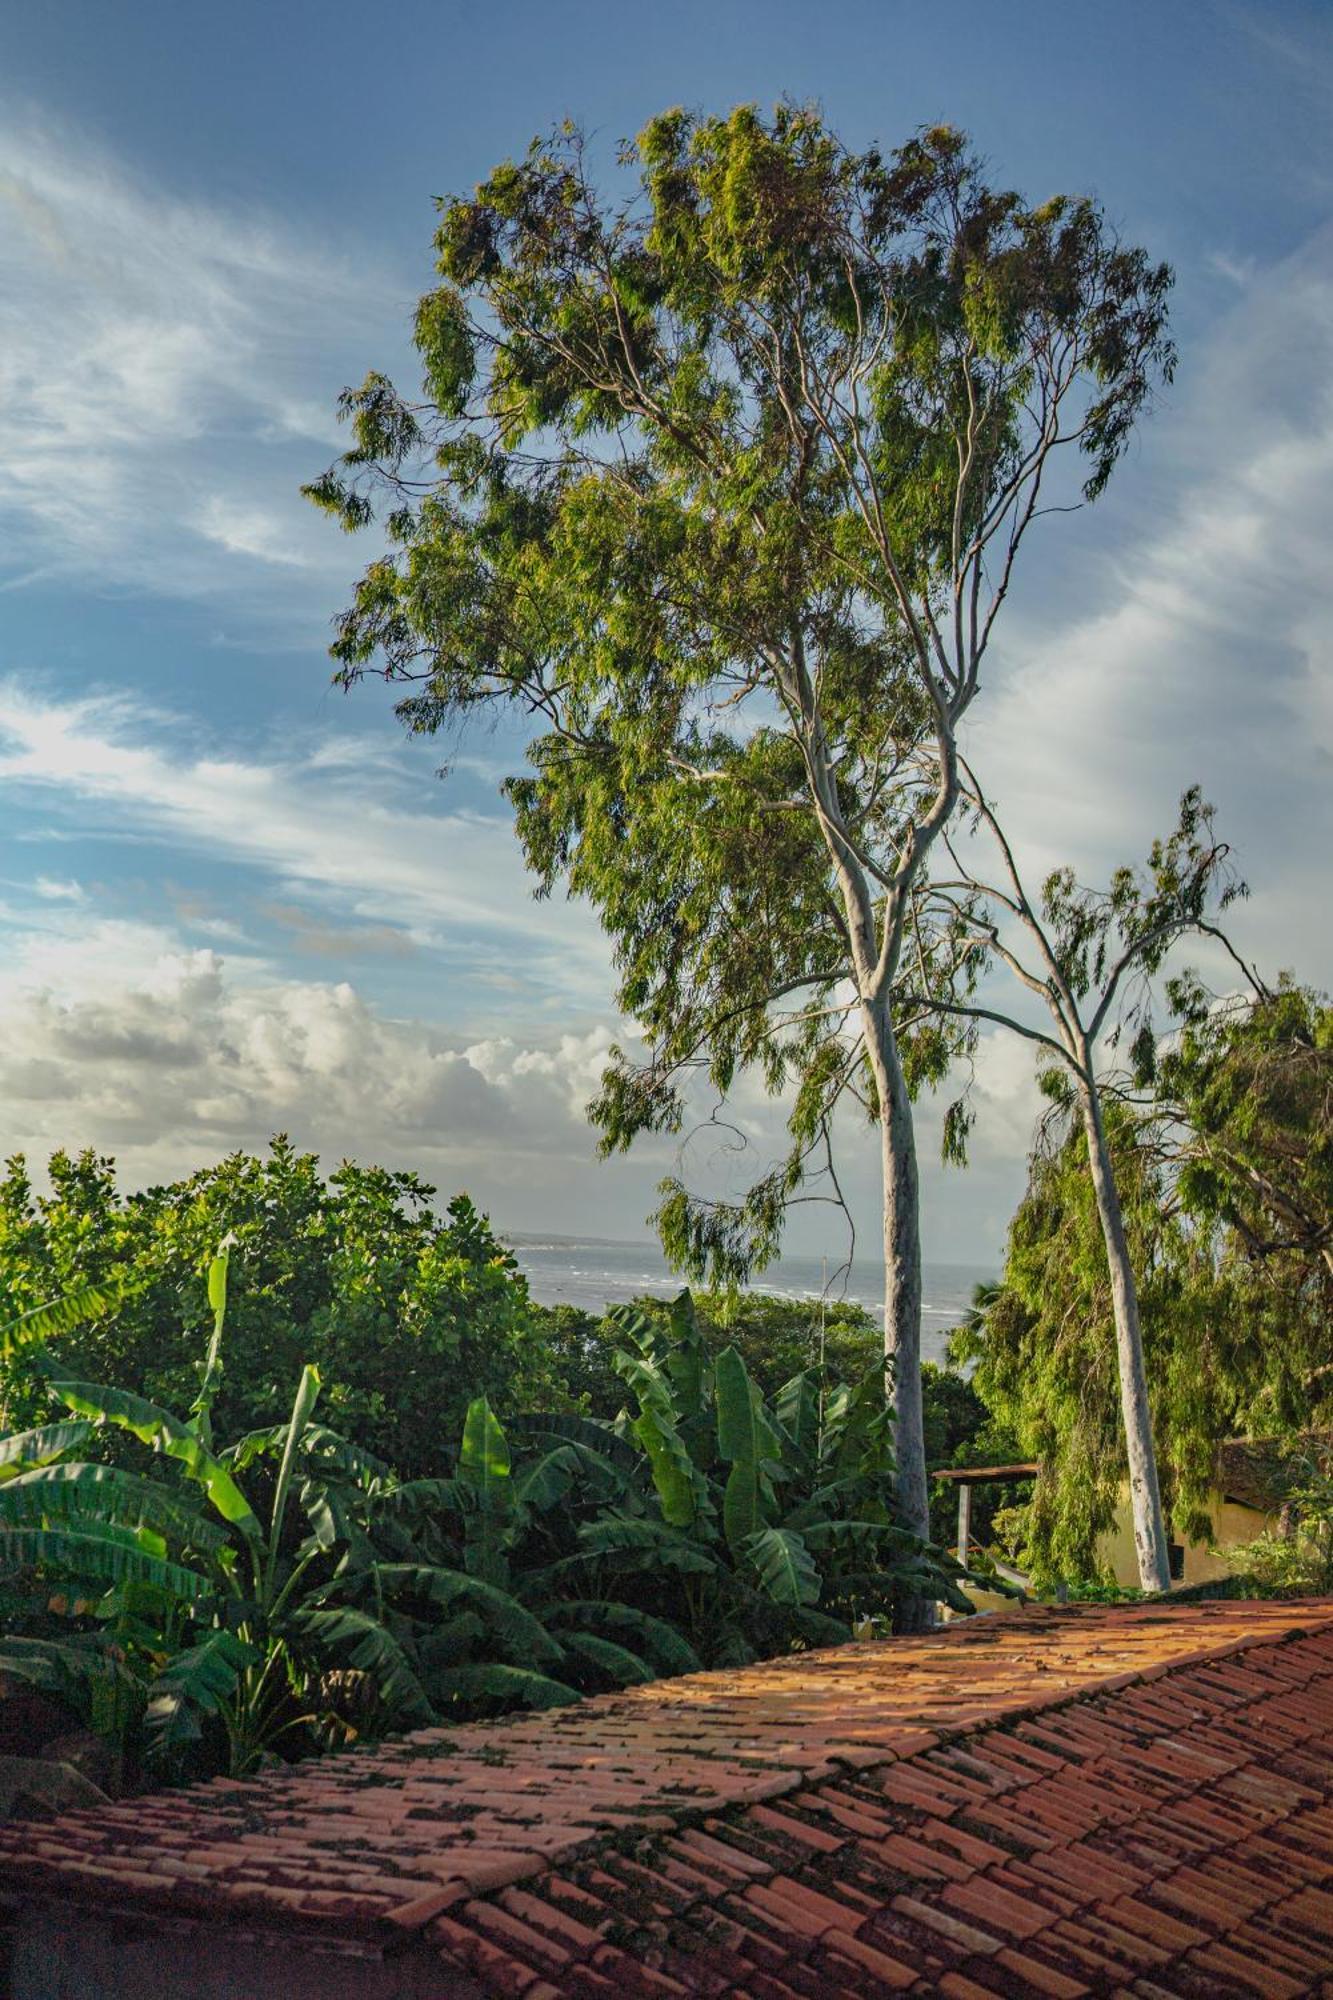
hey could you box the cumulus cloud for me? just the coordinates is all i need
[0,918,625,1214]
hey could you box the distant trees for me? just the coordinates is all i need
[305,103,1174,1592]
[956,976,1332,1583]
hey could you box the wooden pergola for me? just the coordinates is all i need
[932,1461,1040,1565]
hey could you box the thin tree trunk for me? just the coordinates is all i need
[1079,1082,1172,1594]
[865,999,933,1631]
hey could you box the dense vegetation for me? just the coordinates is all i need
[956,978,1332,1585]
[0,1141,559,1471]
[306,103,1174,1578]
[0,1216,981,1794]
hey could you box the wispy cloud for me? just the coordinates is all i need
[0,679,612,1006]
[971,221,1333,994]
[0,107,393,617]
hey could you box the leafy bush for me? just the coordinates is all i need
[0,1140,558,1471]
[0,1273,973,1790]
[1225,1445,1333,1598]
[560,1294,977,1659]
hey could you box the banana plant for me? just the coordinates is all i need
[561,1295,977,1660]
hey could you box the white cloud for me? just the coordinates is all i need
[970,222,1333,995]
[0,108,392,613]
[193,497,312,568]
[0,916,622,1213]
[0,679,612,1003]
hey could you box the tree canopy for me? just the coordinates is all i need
[956,978,1332,1583]
[306,102,1173,1569]
[0,1140,554,1473]
[306,103,1174,1282]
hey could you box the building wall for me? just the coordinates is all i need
[1098,1489,1271,1590]
[7,1904,482,2000]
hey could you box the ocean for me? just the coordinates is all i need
[501,1232,994,1369]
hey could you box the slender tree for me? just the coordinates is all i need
[956,975,1331,1583]
[305,106,1173,1596]
[916,780,1241,1589]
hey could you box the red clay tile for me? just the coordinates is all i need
[3,1600,1333,1995]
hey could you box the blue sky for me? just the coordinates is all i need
[0,2,1329,1263]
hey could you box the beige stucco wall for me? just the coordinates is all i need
[1098,1488,1272,1589]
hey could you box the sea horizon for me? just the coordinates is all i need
[501,1228,995,1368]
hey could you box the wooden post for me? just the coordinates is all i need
[956,1481,972,1568]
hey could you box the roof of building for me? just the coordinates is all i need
[931,1463,1040,1484]
[1215,1436,1328,1513]
[3,1598,1333,1995]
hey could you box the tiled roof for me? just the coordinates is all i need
[1215,1435,1328,1513]
[4,1599,1333,1995]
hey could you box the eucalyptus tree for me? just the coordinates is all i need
[917,780,1241,1590]
[305,105,1173,1578]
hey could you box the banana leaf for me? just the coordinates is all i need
[427,1661,580,1711]
[294,1605,437,1727]
[573,1514,718,1575]
[558,1629,655,1686]
[543,1599,701,1676]
[746,1524,820,1607]
[145,1629,257,1762]
[49,1380,259,1539]
[0,1519,211,1599]
[458,1397,513,1585]
[0,1285,121,1363]
[0,1420,97,1481]
[371,1562,564,1665]
[0,1462,227,1550]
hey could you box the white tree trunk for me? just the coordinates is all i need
[1079,1084,1172,1594]
[865,1000,933,1629]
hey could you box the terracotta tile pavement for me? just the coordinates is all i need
[3,1599,1333,1993]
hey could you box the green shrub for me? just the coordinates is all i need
[0,1140,558,1472]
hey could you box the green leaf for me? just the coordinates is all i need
[746,1524,820,1606]
[458,1397,513,1585]
[145,1630,257,1762]
[0,1462,227,1550]
[774,1371,820,1462]
[427,1662,580,1711]
[506,1412,639,1477]
[558,1629,656,1686]
[0,1633,143,1727]
[50,1379,260,1539]
[0,1520,211,1600]
[574,1514,718,1575]
[294,1606,436,1726]
[715,1346,777,1552]
[0,1285,120,1363]
[268,1365,321,1565]
[663,1290,710,1419]
[613,1348,698,1527]
[0,1420,96,1481]
[544,1599,701,1676]
[372,1563,564,1665]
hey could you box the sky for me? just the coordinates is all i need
[0,0,1329,1268]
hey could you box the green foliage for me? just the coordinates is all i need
[0,1140,555,1472]
[568,1294,975,1655]
[305,105,1173,1293]
[1225,1443,1333,1598]
[957,979,1331,1584]
[529,1288,884,1419]
[0,1255,982,1792]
